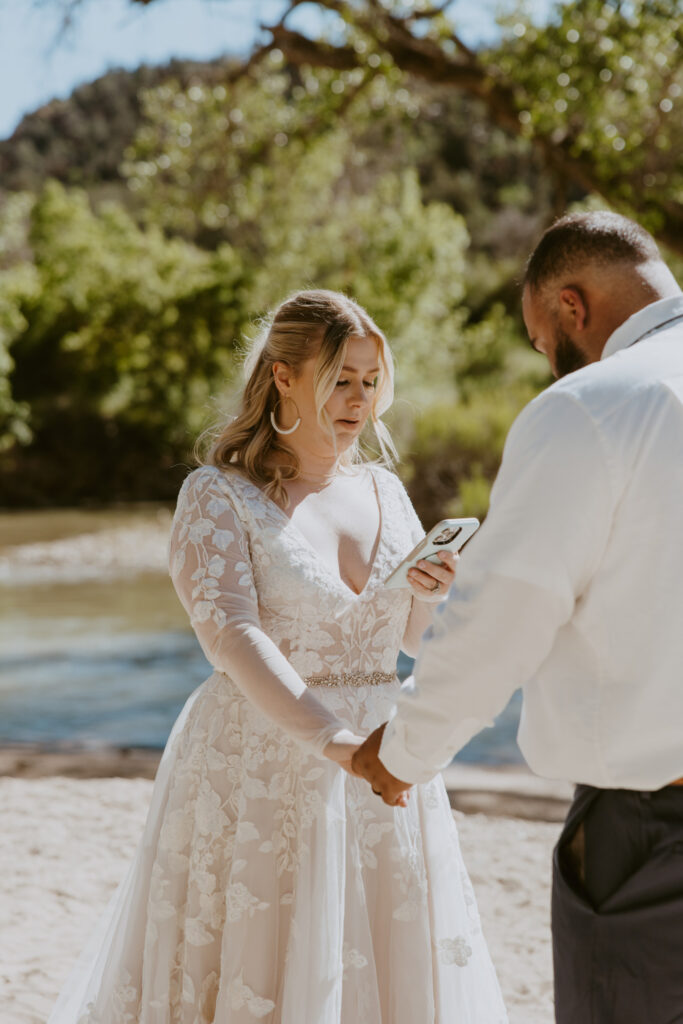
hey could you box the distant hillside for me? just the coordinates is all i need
[0,56,562,270]
[0,57,235,194]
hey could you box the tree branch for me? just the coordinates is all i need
[268,24,361,72]
[58,0,683,256]
[406,0,457,19]
[262,14,683,256]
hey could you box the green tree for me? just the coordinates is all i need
[123,60,550,510]
[263,0,683,251]
[0,182,248,504]
[123,62,487,400]
[43,0,683,245]
[0,194,36,453]
[0,47,550,508]
[105,0,683,252]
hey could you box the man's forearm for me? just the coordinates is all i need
[380,573,567,784]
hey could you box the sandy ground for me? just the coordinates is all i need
[0,515,172,586]
[0,773,562,1024]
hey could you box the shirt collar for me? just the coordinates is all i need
[601,295,683,360]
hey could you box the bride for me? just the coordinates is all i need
[49,289,507,1023]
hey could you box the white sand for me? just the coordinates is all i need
[0,776,560,1024]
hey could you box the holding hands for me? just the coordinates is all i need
[351,724,412,806]
[330,547,457,801]
[327,726,412,807]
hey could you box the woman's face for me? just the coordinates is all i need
[275,334,381,457]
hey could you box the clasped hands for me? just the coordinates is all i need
[351,723,412,806]
[325,724,411,806]
[327,549,456,804]
[351,549,456,804]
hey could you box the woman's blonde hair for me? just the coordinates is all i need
[203,289,396,507]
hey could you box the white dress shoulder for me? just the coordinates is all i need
[48,464,507,1024]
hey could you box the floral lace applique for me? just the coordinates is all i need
[436,936,474,967]
[65,465,508,1024]
[391,838,429,922]
[229,971,276,1018]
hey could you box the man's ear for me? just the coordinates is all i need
[272,361,293,396]
[558,286,588,332]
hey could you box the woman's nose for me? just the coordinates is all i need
[349,382,368,406]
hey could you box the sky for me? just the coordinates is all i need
[0,0,556,141]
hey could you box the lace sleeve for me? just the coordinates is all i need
[169,467,353,757]
[389,475,443,656]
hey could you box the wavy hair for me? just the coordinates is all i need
[202,290,396,507]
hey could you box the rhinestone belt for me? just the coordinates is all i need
[305,670,396,689]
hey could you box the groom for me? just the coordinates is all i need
[352,211,683,1023]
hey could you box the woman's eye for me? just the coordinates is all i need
[335,377,377,389]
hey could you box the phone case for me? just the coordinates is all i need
[383,517,480,589]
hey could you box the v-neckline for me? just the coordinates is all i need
[230,467,384,599]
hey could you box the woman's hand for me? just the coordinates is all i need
[323,731,366,775]
[407,549,457,603]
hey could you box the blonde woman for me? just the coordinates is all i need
[49,291,507,1023]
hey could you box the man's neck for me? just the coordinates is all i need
[593,264,682,360]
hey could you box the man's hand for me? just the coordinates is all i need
[351,723,413,807]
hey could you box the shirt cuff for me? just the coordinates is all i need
[379,715,448,785]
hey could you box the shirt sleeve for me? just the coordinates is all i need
[379,390,615,783]
[169,467,355,758]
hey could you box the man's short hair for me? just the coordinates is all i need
[525,211,661,291]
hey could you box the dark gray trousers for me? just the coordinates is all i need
[552,784,683,1024]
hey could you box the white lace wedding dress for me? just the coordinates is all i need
[48,464,507,1024]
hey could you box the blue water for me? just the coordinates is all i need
[0,633,524,765]
[0,506,526,765]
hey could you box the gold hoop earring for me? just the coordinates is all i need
[270,396,301,436]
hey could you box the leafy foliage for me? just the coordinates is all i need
[0,194,36,453]
[404,379,542,524]
[493,0,683,237]
[248,0,683,254]
[3,0,679,508]
[121,59,517,401]
[0,183,248,503]
[0,79,527,505]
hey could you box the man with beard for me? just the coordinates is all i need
[353,211,683,1023]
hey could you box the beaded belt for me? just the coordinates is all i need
[305,670,396,689]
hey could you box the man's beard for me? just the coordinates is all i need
[554,326,588,378]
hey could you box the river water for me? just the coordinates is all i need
[0,508,523,765]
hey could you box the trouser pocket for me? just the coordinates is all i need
[552,786,600,1024]
[553,786,683,1024]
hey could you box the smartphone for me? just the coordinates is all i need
[383,517,480,589]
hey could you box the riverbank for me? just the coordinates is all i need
[0,773,560,1024]
[0,743,572,820]
[0,506,527,763]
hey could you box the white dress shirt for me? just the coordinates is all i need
[381,295,683,790]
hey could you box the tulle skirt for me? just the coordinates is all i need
[48,673,507,1023]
